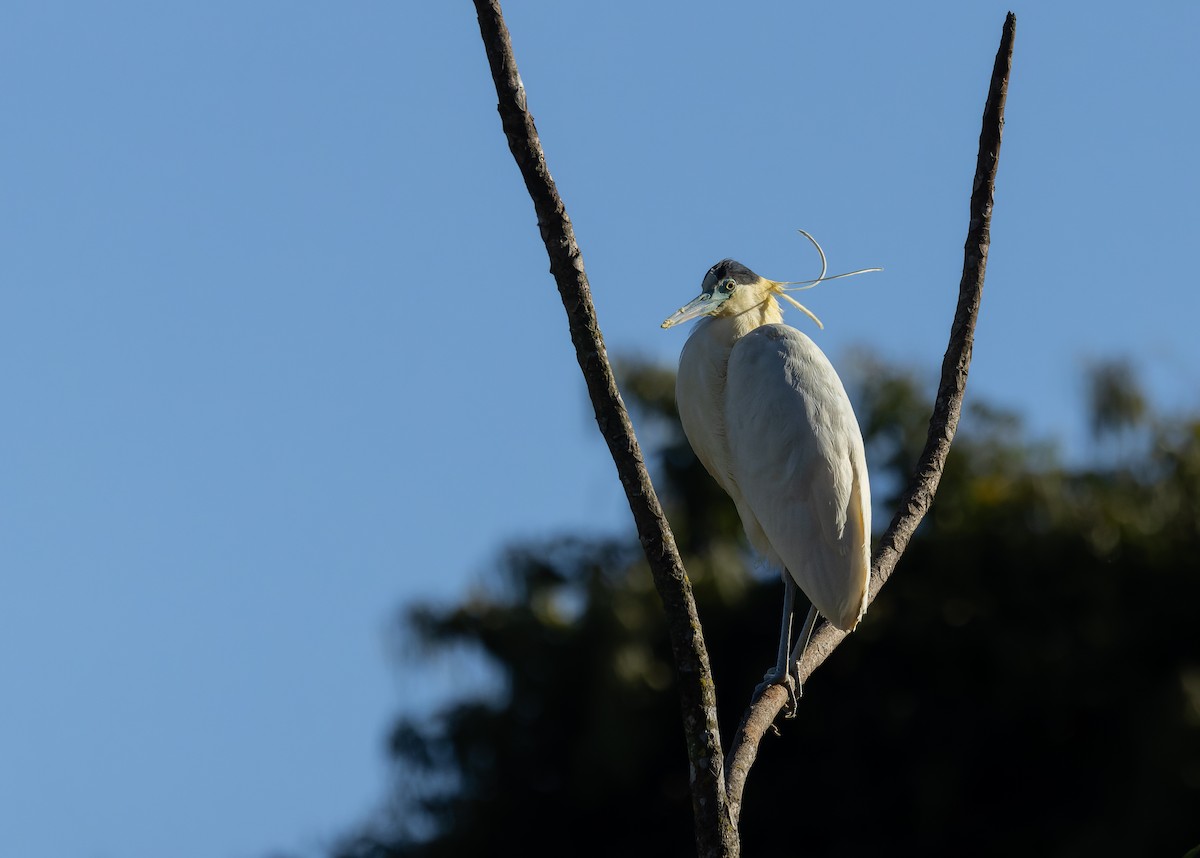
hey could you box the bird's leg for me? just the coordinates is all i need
[769,576,796,681]
[751,576,799,714]
[786,605,819,700]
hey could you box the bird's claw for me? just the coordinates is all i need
[751,669,801,719]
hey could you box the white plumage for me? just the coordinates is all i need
[663,253,871,698]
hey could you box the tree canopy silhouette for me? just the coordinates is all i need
[331,358,1200,858]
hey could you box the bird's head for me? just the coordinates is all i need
[657,258,806,328]
[660,259,824,331]
[660,231,881,331]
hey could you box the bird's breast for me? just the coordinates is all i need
[675,319,741,499]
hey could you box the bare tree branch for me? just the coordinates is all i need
[724,13,1017,826]
[470,2,736,855]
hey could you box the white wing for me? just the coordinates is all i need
[724,324,870,630]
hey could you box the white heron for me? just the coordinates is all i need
[661,234,877,708]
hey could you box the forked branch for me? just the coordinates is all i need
[472,1,1014,854]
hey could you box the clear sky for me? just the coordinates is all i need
[2,3,1197,857]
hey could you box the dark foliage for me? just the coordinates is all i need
[332,359,1200,858]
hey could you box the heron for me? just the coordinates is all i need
[661,233,877,710]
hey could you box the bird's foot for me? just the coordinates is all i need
[751,668,800,718]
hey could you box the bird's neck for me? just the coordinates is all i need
[725,294,784,340]
[691,295,784,364]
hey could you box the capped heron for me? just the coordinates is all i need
[661,233,877,709]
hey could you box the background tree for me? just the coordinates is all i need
[331,359,1200,858]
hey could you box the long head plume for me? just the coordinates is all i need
[766,229,882,330]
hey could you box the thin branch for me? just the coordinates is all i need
[725,11,1017,826]
[470,2,736,856]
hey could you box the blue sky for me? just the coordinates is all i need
[2,3,1197,857]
